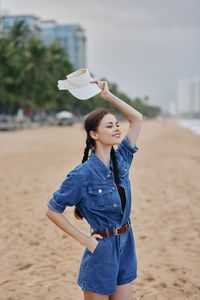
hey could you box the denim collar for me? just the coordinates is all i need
[88,151,113,180]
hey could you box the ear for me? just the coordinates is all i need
[89,130,98,140]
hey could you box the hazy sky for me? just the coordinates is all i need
[2,0,200,111]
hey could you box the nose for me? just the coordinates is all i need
[113,127,121,134]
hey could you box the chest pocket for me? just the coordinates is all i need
[87,185,114,210]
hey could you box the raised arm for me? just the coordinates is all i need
[92,80,143,146]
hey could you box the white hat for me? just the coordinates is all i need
[57,68,101,100]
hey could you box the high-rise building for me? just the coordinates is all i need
[40,22,86,69]
[177,78,200,118]
[0,15,41,37]
[0,15,86,69]
[39,20,57,45]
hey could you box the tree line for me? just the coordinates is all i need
[0,21,161,118]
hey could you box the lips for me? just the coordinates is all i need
[112,133,121,137]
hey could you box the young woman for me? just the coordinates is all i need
[46,80,143,300]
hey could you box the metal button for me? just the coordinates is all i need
[98,188,102,193]
[112,187,115,190]
[113,203,117,208]
[107,174,111,178]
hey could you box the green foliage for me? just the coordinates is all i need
[132,98,161,118]
[0,21,161,118]
[0,20,73,114]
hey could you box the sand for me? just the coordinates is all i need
[0,119,200,300]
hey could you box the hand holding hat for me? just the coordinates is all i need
[57,68,102,100]
[90,79,110,99]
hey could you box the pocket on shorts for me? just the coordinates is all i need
[87,238,103,256]
[82,237,117,292]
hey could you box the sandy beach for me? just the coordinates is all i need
[0,119,200,300]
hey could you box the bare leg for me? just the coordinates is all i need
[109,282,137,300]
[84,291,109,300]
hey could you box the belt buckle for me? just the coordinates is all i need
[113,225,121,235]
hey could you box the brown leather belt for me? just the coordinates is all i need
[91,220,131,238]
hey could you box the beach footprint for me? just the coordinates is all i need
[17,263,33,271]
[144,273,156,282]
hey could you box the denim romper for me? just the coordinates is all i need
[47,136,139,295]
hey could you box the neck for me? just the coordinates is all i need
[95,146,112,168]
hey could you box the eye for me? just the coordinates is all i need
[106,122,120,128]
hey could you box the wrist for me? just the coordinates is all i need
[79,233,89,247]
[100,91,113,101]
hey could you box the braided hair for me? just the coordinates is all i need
[74,108,120,220]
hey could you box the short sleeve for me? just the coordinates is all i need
[116,135,139,169]
[47,169,83,213]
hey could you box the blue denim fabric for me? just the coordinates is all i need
[77,225,137,295]
[47,136,139,294]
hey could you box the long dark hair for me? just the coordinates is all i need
[74,108,120,220]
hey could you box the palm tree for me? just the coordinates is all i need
[8,20,31,47]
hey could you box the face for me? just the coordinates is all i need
[90,113,122,147]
